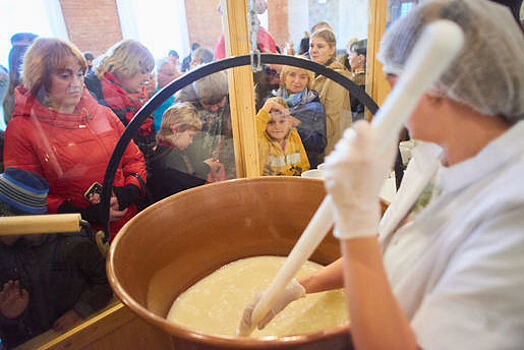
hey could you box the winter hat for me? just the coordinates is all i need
[0,168,48,215]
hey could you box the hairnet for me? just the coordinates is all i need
[378,0,524,123]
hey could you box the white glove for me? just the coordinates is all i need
[324,121,397,240]
[237,278,306,335]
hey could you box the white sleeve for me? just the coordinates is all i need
[411,207,524,350]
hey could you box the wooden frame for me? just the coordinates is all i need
[365,0,391,120]
[15,303,172,350]
[221,0,260,178]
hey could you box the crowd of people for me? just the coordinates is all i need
[3,0,522,347]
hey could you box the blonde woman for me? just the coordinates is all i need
[84,39,155,160]
[309,28,352,155]
[149,103,220,201]
[273,62,326,168]
[4,38,146,242]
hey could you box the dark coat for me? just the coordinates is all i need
[149,144,209,201]
[0,232,112,349]
[298,37,310,55]
[181,54,192,73]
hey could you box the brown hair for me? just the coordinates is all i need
[95,39,154,80]
[279,58,314,90]
[156,102,202,144]
[311,28,337,61]
[22,38,86,96]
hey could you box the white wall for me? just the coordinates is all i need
[338,0,368,47]
[117,0,190,59]
[288,0,369,51]
[287,0,309,50]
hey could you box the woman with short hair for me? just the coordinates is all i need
[309,28,352,155]
[4,38,147,242]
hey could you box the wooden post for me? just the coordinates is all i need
[365,0,391,121]
[221,0,260,178]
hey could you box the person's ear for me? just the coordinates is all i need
[427,92,444,105]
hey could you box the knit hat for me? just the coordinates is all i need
[0,168,48,215]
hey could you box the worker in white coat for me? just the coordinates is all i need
[240,0,524,349]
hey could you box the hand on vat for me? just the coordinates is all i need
[238,278,306,335]
[0,280,29,319]
[324,121,397,240]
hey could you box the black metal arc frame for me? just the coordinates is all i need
[101,53,397,239]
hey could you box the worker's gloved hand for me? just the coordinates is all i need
[324,120,397,240]
[238,279,306,335]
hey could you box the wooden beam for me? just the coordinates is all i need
[16,302,172,350]
[365,0,391,120]
[221,0,260,178]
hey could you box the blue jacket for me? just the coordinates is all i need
[274,88,327,168]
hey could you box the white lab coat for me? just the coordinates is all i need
[378,121,524,350]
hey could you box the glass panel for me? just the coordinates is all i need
[387,0,421,26]
[0,0,371,347]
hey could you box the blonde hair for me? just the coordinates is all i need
[95,39,154,80]
[311,28,337,61]
[279,59,314,90]
[22,38,86,96]
[156,102,202,144]
[265,97,288,109]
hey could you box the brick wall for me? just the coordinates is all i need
[267,0,289,52]
[58,0,290,58]
[184,0,223,54]
[59,0,122,56]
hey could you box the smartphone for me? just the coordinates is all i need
[84,182,103,200]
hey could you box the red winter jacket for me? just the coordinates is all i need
[4,85,146,240]
[101,72,153,137]
[214,26,277,60]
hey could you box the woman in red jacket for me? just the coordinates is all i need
[3,38,147,242]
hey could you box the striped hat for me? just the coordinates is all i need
[0,168,48,215]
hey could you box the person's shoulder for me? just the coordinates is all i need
[329,61,351,76]
[6,112,33,132]
[54,232,100,258]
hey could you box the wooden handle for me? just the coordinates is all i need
[0,213,82,235]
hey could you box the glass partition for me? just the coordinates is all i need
[0,0,373,347]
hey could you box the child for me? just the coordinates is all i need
[149,102,222,201]
[0,168,112,348]
[256,97,310,176]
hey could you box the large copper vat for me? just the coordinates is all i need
[108,177,352,349]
